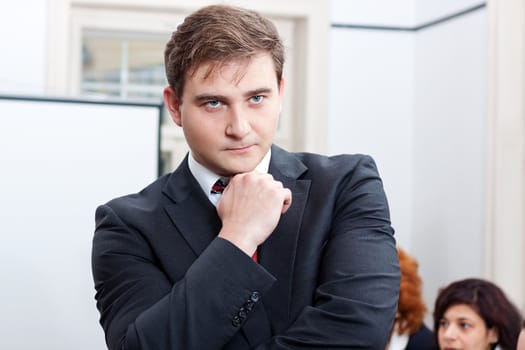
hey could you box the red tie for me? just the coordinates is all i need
[211,178,258,262]
[211,178,227,194]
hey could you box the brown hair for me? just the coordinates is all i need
[395,247,427,335]
[433,278,523,350]
[164,4,285,98]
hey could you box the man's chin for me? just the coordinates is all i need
[227,166,257,176]
[221,162,259,176]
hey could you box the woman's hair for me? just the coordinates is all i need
[164,4,285,97]
[395,247,427,335]
[433,278,523,350]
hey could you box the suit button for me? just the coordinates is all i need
[245,300,255,311]
[250,291,261,303]
[232,315,241,327]
[238,307,247,318]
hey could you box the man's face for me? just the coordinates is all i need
[164,53,284,176]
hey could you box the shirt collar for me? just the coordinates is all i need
[188,148,272,197]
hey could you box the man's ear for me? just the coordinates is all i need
[278,77,285,112]
[163,86,182,127]
[279,77,285,97]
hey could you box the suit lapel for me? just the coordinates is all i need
[258,145,310,333]
[162,148,311,340]
[162,157,221,257]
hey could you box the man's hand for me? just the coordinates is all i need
[217,172,292,257]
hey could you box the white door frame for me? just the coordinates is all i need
[485,0,525,312]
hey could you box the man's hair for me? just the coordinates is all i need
[164,4,285,98]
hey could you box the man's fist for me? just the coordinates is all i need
[217,172,292,257]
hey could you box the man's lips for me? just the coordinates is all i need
[225,145,253,152]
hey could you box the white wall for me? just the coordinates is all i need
[328,28,415,250]
[0,0,47,94]
[328,0,488,324]
[331,0,415,27]
[486,0,525,313]
[330,0,416,252]
[415,0,484,25]
[412,8,488,320]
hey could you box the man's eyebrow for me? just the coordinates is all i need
[244,87,273,97]
[193,94,228,103]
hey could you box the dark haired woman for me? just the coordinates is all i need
[433,278,522,350]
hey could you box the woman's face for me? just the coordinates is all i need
[437,304,498,350]
[518,328,525,350]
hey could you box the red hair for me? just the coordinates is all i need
[395,247,427,335]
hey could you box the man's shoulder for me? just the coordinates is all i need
[290,150,377,175]
[102,173,171,212]
[294,151,372,164]
[273,144,374,168]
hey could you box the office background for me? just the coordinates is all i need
[0,0,523,349]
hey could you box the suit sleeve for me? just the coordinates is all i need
[257,155,401,349]
[92,205,276,350]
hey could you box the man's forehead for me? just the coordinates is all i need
[189,58,253,85]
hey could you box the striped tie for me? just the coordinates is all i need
[211,178,227,194]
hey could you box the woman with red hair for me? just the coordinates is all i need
[386,247,436,350]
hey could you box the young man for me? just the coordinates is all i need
[92,5,400,349]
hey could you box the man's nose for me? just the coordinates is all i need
[225,106,250,137]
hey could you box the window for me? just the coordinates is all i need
[81,30,166,100]
[48,1,329,174]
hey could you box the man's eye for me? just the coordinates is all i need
[250,95,264,104]
[206,100,221,108]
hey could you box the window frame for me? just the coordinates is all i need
[46,0,331,171]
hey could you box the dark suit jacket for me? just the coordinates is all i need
[92,145,400,349]
[406,325,436,350]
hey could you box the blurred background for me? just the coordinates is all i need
[0,0,523,349]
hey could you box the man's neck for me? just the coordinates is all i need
[188,148,272,197]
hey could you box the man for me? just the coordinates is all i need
[92,4,400,349]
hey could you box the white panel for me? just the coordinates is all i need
[412,9,488,321]
[328,28,415,250]
[330,0,485,29]
[0,98,160,349]
[331,0,416,27]
[486,0,525,313]
[415,0,484,26]
[0,1,47,94]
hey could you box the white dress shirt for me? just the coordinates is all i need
[188,149,271,206]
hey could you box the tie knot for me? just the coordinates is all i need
[211,178,228,194]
